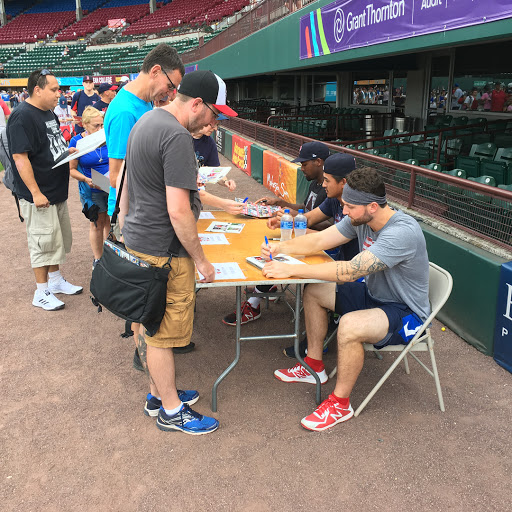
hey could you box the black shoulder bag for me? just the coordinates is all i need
[90,162,181,336]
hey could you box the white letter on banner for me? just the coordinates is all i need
[503,283,512,321]
[502,327,509,337]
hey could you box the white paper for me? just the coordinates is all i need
[197,262,245,281]
[198,166,231,184]
[205,221,245,234]
[199,211,215,219]
[52,128,106,168]
[198,233,229,245]
[91,169,110,193]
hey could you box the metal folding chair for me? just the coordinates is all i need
[329,262,453,417]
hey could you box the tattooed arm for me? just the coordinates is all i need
[262,249,388,282]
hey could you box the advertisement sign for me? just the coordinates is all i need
[300,0,512,59]
[57,75,119,87]
[0,78,27,87]
[215,128,225,154]
[263,151,297,204]
[494,261,512,373]
[232,134,252,176]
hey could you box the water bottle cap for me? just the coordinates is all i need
[284,209,290,213]
[298,209,304,214]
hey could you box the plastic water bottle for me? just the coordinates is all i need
[280,208,294,241]
[294,209,307,238]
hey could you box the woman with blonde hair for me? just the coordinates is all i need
[69,105,109,267]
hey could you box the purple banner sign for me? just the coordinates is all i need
[300,0,512,59]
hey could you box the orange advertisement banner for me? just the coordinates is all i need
[231,134,252,176]
[263,151,298,204]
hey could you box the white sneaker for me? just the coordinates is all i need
[274,362,328,384]
[48,278,83,295]
[32,289,65,311]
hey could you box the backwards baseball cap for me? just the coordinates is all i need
[98,83,118,94]
[83,75,93,82]
[292,141,330,163]
[178,70,238,117]
[323,153,356,177]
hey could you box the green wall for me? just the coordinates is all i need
[192,5,512,80]
[422,224,506,356]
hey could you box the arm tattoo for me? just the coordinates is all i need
[337,251,388,282]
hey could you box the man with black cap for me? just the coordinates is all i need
[222,142,332,327]
[70,76,100,134]
[256,141,329,217]
[261,167,430,432]
[94,83,118,113]
[121,69,238,435]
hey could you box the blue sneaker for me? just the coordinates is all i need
[144,390,199,417]
[156,404,219,435]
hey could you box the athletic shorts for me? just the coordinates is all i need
[19,199,72,268]
[335,281,424,349]
[126,248,196,349]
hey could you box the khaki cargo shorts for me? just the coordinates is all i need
[127,248,196,349]
[19,199,72,268]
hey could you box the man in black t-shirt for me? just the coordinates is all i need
[93,83,118,113]
[7,69,83,311]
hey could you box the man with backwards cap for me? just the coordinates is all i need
[222,152,360,335]
[121,69,238,435]
[262,166,430,431]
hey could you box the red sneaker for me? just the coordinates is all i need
[274,362,328,384]
[301,394,354,431]
[222,301,261,326]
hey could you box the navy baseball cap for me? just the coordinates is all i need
[323,153,356,177]
[98,83,118,94]
[292,141,330,163]
[83,75,93,82]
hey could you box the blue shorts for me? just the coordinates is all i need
[78,182,109,214]
[335,281,423,349]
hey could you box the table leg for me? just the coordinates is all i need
[293,284,322,405]
[212,285,242,412]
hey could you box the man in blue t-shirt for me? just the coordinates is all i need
[104,43,185,368]
[71,76,100,134]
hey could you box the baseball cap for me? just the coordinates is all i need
[292,141,330,163]
[178,70,238,117]
[323,153,356,177]
[98,83,118,94]
[58,96,67,109]
[83,75,93,82]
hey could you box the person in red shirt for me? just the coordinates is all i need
[491,82,507,112]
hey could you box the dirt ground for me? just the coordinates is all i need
[1,155,511,512]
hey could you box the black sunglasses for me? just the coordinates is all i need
[162,69,176,92]
[203,101,221,120]
[39,69,52,78]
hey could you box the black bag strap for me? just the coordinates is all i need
[110,160,182,259]
[0,130,23,222]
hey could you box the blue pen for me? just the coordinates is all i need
[243,197,249,203]
[264,236,273,260]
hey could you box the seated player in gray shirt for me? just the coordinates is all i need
[260,167,430,432]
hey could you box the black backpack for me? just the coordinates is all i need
[0,127,24,222]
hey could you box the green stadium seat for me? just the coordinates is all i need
[480,161,512,186]
[455,155,481,178]
[469,143,497,160]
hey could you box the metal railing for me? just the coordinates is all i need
[221,117,512,249]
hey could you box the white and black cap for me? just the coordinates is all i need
[178,69,238,117]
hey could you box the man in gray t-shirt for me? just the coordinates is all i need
[122,70,238,436]
[260,167,430,432]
